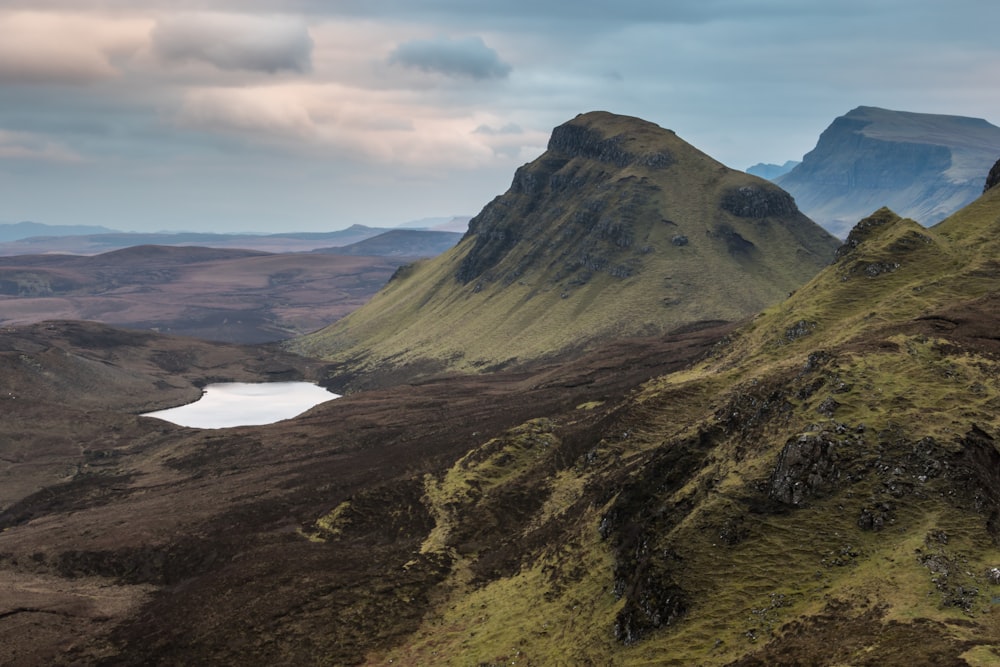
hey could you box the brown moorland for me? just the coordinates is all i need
[0,318,734,665]
[0,246,408,343]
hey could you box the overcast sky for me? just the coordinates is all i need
[1,1,998,232]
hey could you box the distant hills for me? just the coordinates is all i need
[294,111,839,384]
[0,220,471,256]
[746,160,799,179]
[0,245,408,343]
[775,106,1000,236]
[0,224,392,256]
[0,221,118,242]
[315,229,463,258]
[392,215,471,233]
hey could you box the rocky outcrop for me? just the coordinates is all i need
[720,185,798,219]
[768,429,845,506]
[546,121,673,170]
[834,207,902,259]
[985,158,1000,192]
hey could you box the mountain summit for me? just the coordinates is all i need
[776,106,1000,236]
[294,111,838,384]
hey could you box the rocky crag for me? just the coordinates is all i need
[776,106,1000,237]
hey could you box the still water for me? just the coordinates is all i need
[141,382,340,428]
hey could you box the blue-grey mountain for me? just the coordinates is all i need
[776,106,1000,237]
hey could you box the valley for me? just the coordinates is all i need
[3,110,1000,666]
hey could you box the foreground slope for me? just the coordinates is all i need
[294,111,838,383]
[777,106,1000,236]
[365,174,1000,665]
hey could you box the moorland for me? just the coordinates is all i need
[3,110,1000,666]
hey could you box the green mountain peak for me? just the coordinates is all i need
[292,111,839,386]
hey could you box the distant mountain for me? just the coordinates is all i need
[429,215,472,233]
[746,160,800,179]
[392,216,471,233]
[0,224,393,256]
[314,229,463,258]
[776,106,1000,237]
[293,111,839,385]
[0,221,119,242]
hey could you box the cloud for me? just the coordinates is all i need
[473,123,523,135]
[152,13,313,73]
[175,83,546,168]
[0,11,150,84]
[389,36,511,80]
[0,129,83,162]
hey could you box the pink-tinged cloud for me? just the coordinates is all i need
[176,83,546,168]
[0,12,150,84]
[0,130,83,162]
[152,13,313,73]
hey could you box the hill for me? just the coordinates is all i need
[776,106,1000,236]
[746,160,799,179]
[294,111,839,384]
[0,221,118,242]
[0,224,393,256]
[313,229,462,258]
[0,246,406,343]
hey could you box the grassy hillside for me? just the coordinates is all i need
[293,111,838,382]
[362,187,1000,664]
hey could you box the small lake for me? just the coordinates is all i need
[141,382,340,429]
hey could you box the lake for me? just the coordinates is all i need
[141,382,340,428]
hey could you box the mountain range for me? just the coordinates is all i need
[775,106,1000,237]
[312,228,463,258]
[2,112,1000,665]
[0,222,468,257]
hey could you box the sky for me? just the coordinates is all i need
[1,1,998,233]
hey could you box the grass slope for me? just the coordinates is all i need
[365,188,1000,664]
[293,111,838,382]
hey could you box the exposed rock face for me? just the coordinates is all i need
[546,122,674,170]
[985,158,1000,192]
[768,430,844,506]
[777,106,1000,237]
[719,185,798,219]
